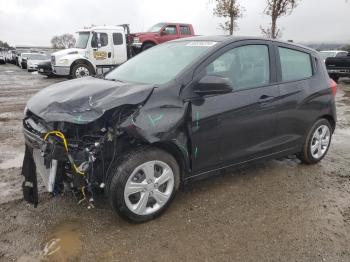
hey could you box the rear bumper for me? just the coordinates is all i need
[327,68,350,76]
[53,65,70,76]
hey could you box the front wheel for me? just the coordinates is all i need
[71,63,93,79]
[107,147,180,223]
[141,43,155,51]
[298,119,333,164]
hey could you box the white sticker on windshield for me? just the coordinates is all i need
[186,41,218,47]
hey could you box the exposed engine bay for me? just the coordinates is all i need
[22,105,139,208]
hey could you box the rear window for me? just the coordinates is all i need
[279,47,313,82]
[113,33,123,45]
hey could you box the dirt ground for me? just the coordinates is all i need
[0,63,350,262]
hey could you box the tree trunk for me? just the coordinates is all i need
[271,16,277,39]
[230,16,234,35]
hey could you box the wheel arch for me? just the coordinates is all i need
[70,59,96,76]
[319,114,336,132]
[141,41,157,49]
[151,141,189,186]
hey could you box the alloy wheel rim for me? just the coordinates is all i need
[310,125,330,159]
[75,67,89,78]
[124,161,174,216]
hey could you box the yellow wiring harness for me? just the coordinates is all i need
[44,131,85,175]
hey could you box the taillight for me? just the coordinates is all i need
[329,79,337,97]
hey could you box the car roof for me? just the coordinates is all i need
[171,35,315,52]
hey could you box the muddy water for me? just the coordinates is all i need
[17,221,82,262]
[41,221,82,261]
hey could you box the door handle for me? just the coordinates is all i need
[108,52,111,58]
[259,95,275,102]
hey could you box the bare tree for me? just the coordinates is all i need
[213,0,244,35]
[51,34,76,49]
[261,0,298,39]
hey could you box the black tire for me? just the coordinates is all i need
[107,147,180,223]
[329,74,340,83]
[71,63,93,79]
[298,118,333,164]
[141,43,155,51]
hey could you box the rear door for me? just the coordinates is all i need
[273,44,316,150]
[111,32,127,64]
[190,40,280,174]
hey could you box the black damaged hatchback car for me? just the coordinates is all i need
[22,36,337,222]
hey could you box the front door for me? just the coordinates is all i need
[90,32,113,66]
[190,41,280,174]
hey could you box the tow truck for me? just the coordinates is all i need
[51,24,134,79]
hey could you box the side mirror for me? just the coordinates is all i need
[160,30,167,36]
[194,75,233,95]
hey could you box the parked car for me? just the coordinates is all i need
[0,52,6,64]
[19,52,32,69]
[51,25,133,79]
[27,53,49,72]
[6,50,16,64]
[22,37,337,223]
[131,22,195,52]
[14,49,29,66]
[320,50,348,62]
[37,60,53,76]
[326,52,350,82]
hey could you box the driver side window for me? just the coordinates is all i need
[163,25,177,35]
[205,45,270,90]
[91,32,108,48]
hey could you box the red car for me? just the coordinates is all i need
[131,22,195,52]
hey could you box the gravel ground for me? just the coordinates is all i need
[0,63,350,262]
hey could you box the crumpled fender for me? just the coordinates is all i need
[120,86,191,170]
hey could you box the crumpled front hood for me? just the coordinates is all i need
[26,77,154,124]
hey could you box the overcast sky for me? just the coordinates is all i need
[0,0,349,46]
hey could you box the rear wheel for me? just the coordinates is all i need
[298,119,332,164]
[329,74,340,83]
[71,63,93,79]
[107,147,180,223]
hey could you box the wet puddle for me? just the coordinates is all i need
[18,221,82,262]
[41,221,82,261]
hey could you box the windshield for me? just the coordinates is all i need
[22,53,31,59]
[320,51,337,60]
[29,54,47,60]
[105,41,217,85]
[147,23,165,33]
[75,32,90,49]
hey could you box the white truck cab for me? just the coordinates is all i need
[51,25,132,78]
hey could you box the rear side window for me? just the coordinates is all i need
[279,47,312,82]
[180,25,191,35]
[336,52,348,57]
[113,33,123,45]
